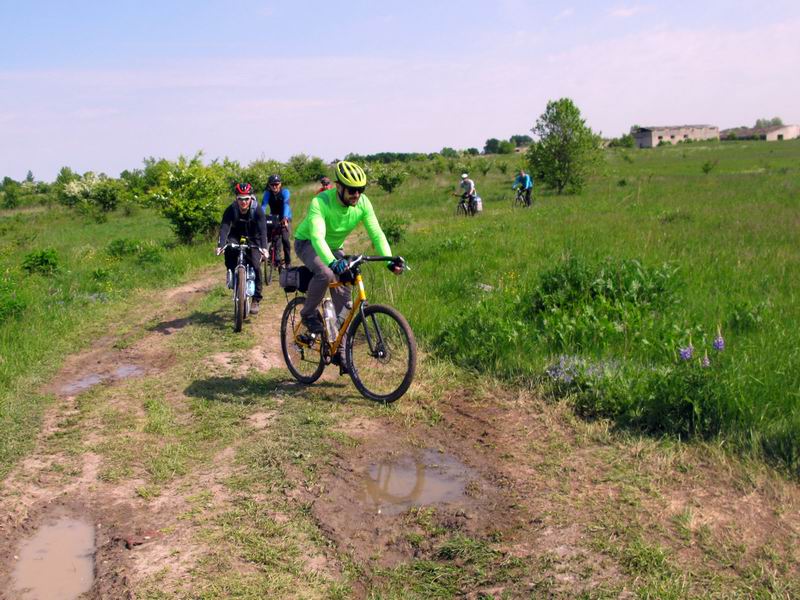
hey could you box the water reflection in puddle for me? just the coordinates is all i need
[12,516,95,600]
[60,374,103,396]
[361,449,474,515]
[113,364,144,379]
[59,363,144,396]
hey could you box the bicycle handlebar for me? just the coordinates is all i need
[344,254,408,271]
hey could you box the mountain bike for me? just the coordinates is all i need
[280,255,417,403]
[454,193,476,217]
[220,239,256,332]
[263,216,285,286]
[512,186,527,208]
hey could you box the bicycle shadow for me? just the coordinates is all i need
[148,310,228,336]
[184,374,347,405]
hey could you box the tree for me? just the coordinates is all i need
[526,98,602,195]
[440,147,459,158]
[375,164,407,194]
[497,140,515,154]
[465,147,480,156]
[483,138,501,154]
[25,170,34,183]
[755,117,783,128]
[509,134,533,147]
[608,133,635,148]
[2,181,20,209]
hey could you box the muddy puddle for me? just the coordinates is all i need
[361,449,475,516]
[11,515,95,599]
[59,363,144,396]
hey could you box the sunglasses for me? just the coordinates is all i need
[344,185,365,195]
[269,182,281,187]
[236,195,252,202]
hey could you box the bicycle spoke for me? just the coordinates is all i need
[347,305,416,403]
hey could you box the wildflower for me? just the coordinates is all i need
[713,325,725,352]
[679,345,694,361]
[701,351,710,368]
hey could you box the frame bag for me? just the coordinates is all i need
[279,266,313,293]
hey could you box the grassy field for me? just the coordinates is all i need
[318,140,800,474]
[1,139,799,478]
[1,140,799,597]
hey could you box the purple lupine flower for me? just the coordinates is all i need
[679,345,694,361]
[713,335,725,352]
[701,352,711,368]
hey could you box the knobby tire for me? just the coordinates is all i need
[345,304,417,403]
[280,296,325,384]
[233,265,247,332]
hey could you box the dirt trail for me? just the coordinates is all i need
[1,270,799,598]
[0,270,220,598]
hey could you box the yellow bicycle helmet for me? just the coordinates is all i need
[335,160,368,187]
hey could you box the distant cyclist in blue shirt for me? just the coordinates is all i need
[261,174,293,266]
[512,169,533,207]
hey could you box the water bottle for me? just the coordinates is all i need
[322,298,338,340]
[246,267,255,296]
[336,301,353,328]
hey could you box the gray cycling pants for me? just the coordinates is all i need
[295,239,351,319]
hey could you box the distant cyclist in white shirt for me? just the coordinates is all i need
[459,173,476,203]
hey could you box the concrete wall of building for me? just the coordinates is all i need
[634,126,718,148]
[765,125,800,141]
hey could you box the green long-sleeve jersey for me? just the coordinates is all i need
[294,188,391,265]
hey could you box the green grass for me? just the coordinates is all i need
[319,140,800,475]
[0,205,218,476]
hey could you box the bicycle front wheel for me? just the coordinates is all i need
[280,296,325,384]
[346,304,417,403]
[455,203,466,217]
[233,265,246,332]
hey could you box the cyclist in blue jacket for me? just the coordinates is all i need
[261,174,293,266]
[513,170,533,207]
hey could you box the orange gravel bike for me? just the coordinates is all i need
[280,255,417,403]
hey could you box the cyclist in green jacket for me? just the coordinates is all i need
[294,160,404,337]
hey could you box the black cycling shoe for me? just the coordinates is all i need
[331,353,349,376]
[302,315,324,335]
[250,301,260,315]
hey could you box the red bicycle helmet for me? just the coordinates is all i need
[235,182,253,195]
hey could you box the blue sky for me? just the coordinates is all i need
[2,1,799,180]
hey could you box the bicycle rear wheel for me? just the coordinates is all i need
[266,249,276,286]
[281,296,325,384]
[345,304,416,403]
[233,265,246,332]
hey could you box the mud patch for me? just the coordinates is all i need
[310,418,516,567]
[57,364,145,397]
[361,449,475,516]
[10,512,95,599]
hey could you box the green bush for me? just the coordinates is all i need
[149,155,227,243]
[2,182,20,209]
[0,277,25,323]
[92,178,124,212]
[375,165,407,194]
[528,255,680,356]
[107,238,143,257]
[22,248,60,275]
[382,215,409,245]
